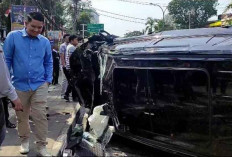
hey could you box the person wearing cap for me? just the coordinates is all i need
[0,45,23,146]
[3,12,53,156]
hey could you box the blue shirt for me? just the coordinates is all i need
[3,28,53,91]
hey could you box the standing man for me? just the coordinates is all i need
[52,45,60,85]
[0,45,23,146]
[59,34,70,98]
[63,35,79,102]
[3,12,53,156]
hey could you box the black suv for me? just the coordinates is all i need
[98,27,232,157]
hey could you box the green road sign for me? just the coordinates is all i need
[87,24,104,33]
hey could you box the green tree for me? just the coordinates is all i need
[225,1,232,12]
[168,0,218,29]
[64,0,94,36]
[155,14,177,32]
[145,15,176,34]
[77,11,92,26]
[53,2,66,28]
[12,0,66,30]
[77,10,92,37]
[145,17,158,34]
[38,0,65,30]
[0,0,66,32]
[124,30,143,37]
[9,0,65,28]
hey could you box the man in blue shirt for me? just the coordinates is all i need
[3,12,52,156]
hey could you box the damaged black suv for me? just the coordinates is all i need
[98,27,232,157]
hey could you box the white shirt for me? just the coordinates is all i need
[65,44,76,70]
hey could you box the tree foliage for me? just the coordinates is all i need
[155,14,177,32]
[77,10,92,37]
[168,0,218,29]
[145,17,158,34]
[64,7,92,34]
[145,15,176,34]
[124,30,143,37]
[0,0,65,32]
[64,0,94,35]
[225,1,232,12]
[38,0,65,29]
[77,10,92,26]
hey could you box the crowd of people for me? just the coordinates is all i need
[0,11,84,156]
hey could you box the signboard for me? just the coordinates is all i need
[47,31,62,40]
[11,5,38,31]
[87,24,104,33]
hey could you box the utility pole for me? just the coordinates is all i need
[188,8,195,29]
[189,12,191,29]
[80,24,87,39]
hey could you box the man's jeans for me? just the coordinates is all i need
[0,126,6,146]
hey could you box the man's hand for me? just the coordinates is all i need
[12,98,23,111]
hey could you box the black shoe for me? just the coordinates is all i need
[6,121,16,128]
[72,98,79,102]
[63,95,70,102]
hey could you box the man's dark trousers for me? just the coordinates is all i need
[1,97,9,123]
[63,67,78,100]
[0,100,5,146]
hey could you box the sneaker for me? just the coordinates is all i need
[37,145,51,156]
[19,138,29,154]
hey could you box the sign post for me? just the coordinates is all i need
[87,24,104,34]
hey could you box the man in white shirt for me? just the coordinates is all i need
[63,35,79,102]
[59,34,70,97]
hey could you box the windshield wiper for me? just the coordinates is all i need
[206,35,216,44]
[212,36,232,46]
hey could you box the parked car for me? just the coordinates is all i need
[98,27,232,157]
